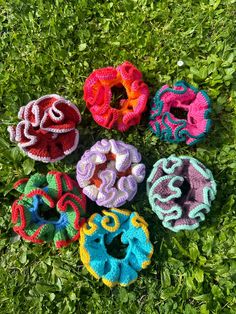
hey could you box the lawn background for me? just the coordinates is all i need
[0,0,236,313]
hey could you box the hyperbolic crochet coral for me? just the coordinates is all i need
[147,155,217,232]
[11,171,86,248]
[149,81,212,145]
[80,208,153,287]
[83,61,149,131]
[8,94,81,162]
[76,139,146,208]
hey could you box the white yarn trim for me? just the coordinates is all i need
[48,100,65,122]
[15,121,38,148]
[9,94,81,163]
[24,149,66,163]
[31,103,41,127]
[18,105,26,119]
[19,130,79,163]
[22,102,35,125]
[64,130,79,155]
[7,126,16,142]
[34,94,62,106]
[40,98,81,133]
[28,94,62,127]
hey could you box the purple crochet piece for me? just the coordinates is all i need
[147,155,217,232]
[76,139,146,208]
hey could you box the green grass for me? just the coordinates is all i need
[0,0,236,313]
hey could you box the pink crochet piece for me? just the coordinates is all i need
[8,94,81,162]
[83,61,149,132]
[149,81,212,145]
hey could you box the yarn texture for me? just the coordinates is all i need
[147,155,217,232]
[11,171,86,248]
[149,81,212,145]
[83,61,149,131]
[76,139,145,208]
[8,94,81,162]
[80,208,153,287]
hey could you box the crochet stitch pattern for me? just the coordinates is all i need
[11,171,86,248]
[149,81,212,145]
[147,155,217,232]
[80,208,153,287]
[76,139,146,208]
[83,61,149,131]
[8,94,81,162]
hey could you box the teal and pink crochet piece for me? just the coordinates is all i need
[83,61,149,131]
[147,155,217,232]
[11,171,87,248]
[80,208,153,287]
[149,81,212,145]
[8,94,81,162]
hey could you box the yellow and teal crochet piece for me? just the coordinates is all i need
[79,208,153,287]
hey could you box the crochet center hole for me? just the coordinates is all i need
[170,107,188,120]
[110,86,128,109]
[175,178,191,205]
[38,204,60,221]
[90,153,132,188]
[105,233,128,259]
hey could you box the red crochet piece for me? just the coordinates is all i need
[8,94,81,162]
[83,61,149,131]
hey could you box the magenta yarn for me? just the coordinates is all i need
[149,81,212,145]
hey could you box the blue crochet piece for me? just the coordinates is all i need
[29,194,69,230]
[79,208,153,287]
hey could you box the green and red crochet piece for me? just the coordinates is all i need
[11,171,87,248]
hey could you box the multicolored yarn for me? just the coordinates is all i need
[11,171,86,248]
[8,94,81,162]
[149,81,212,145]
[147,155,217,232]
[80,208,153,287]
[76,139,145,208]
[83,61,149,131]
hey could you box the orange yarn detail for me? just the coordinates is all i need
[84,61,149,132]
[90,153,131,188]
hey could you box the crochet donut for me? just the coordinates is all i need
[8,94,81,162]
[83,61,149,131]
[76,139,146,208]
[11,171,86,248]
[80,208,153,287]
[147,155,217,232]
[149,81,212,145]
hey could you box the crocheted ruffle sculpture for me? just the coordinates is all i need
[147,155,217,232]
[80,208,153,287]
[8,94,81,162]
[11,171,86,248]
[149,81,212,145]
[76,139,146,208]
[83,61,149,131]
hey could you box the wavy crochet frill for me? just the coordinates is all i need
[8,94,81,162]
[83,61,149,131]
[11,171,87,248]
[76,139,146,208]
[149,81,212,145]
[80,208,153,287]
[147,155,217,232]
